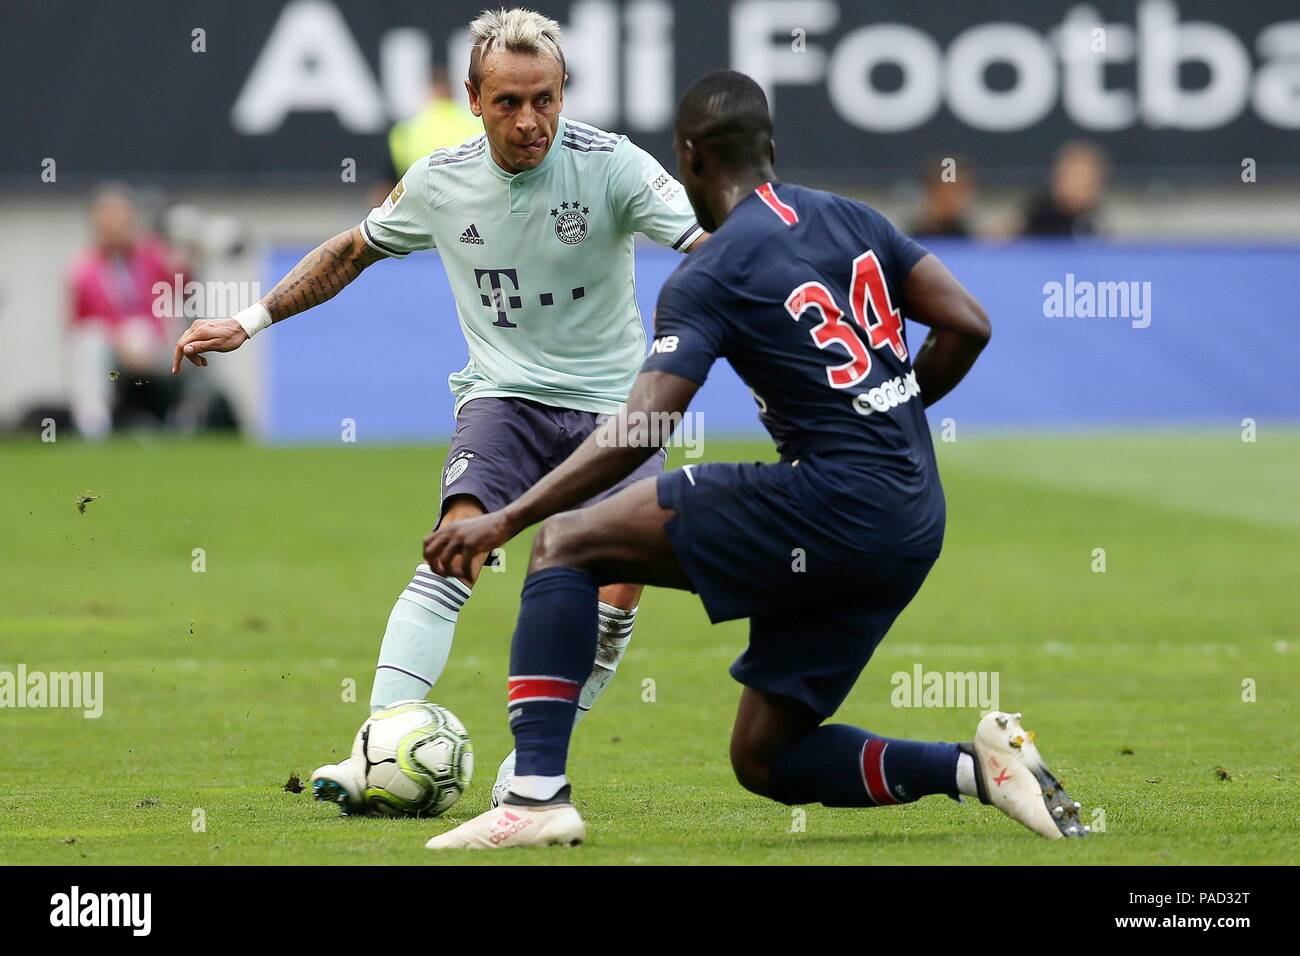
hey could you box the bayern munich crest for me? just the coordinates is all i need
[445,451,473,486]
[550,200,590,244]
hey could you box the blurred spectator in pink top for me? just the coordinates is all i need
[67,185,187,436]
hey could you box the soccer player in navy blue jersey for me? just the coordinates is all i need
[422,70,1089,849]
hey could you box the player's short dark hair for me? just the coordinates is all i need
[675,70,772,168]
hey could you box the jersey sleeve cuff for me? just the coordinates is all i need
[360,219,409,259]
[640,358,711,386]
[672,222,704,251]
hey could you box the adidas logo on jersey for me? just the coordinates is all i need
[459,224,485,245]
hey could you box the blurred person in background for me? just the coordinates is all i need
[1022,140,1108,237]
[910,155,976,239]
[370,64,483,206]
[67,184,187,436]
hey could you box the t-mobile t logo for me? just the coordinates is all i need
[475,268,521,328]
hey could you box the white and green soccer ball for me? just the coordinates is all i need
[352,700,473,817]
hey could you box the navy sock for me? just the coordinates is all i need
[769,724,960,807]
[507,567,598,778]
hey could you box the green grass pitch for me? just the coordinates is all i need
[1,431,1296,865]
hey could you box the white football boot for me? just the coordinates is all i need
[965,710,1088,839]
[490,750,516,809]
[426,787,586,850]
[310,755,367,815]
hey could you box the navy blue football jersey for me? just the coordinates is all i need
[642,181,944,555]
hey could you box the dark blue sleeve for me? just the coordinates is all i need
[640,271,726,385]
[867,205,929,281]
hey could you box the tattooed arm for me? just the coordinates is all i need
[261,227,386,320]
[171,226,385,373]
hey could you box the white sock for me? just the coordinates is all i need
[574,602,637,725]
[369,565,471,712]
[510,774,567,801]
[956,751,979,797]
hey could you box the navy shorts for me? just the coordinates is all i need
[437,396,665,522]
[656,457,937,717]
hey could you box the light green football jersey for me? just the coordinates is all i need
[362,115,703,415]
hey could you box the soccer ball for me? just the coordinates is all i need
[353,700,473,817]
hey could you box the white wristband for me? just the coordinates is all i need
[234,302,273,339]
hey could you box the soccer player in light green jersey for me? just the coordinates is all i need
[171,7,706,813]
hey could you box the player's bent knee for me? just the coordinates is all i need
[729,743,776,799]
[439,495,487,525]
[432,496,490,586]
[599,582,642,610]
[529,512,589,573]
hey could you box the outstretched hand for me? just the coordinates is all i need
[172,318,249,373]
[424,511,517,579]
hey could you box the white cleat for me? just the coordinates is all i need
[491,750,517,809]
[310,757,367,815]
[426,795,586,850]
[967,710,1087,840]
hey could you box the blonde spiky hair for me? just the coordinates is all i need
[467,8,566,88]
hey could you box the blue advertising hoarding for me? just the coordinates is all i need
[265,240,1299,442]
